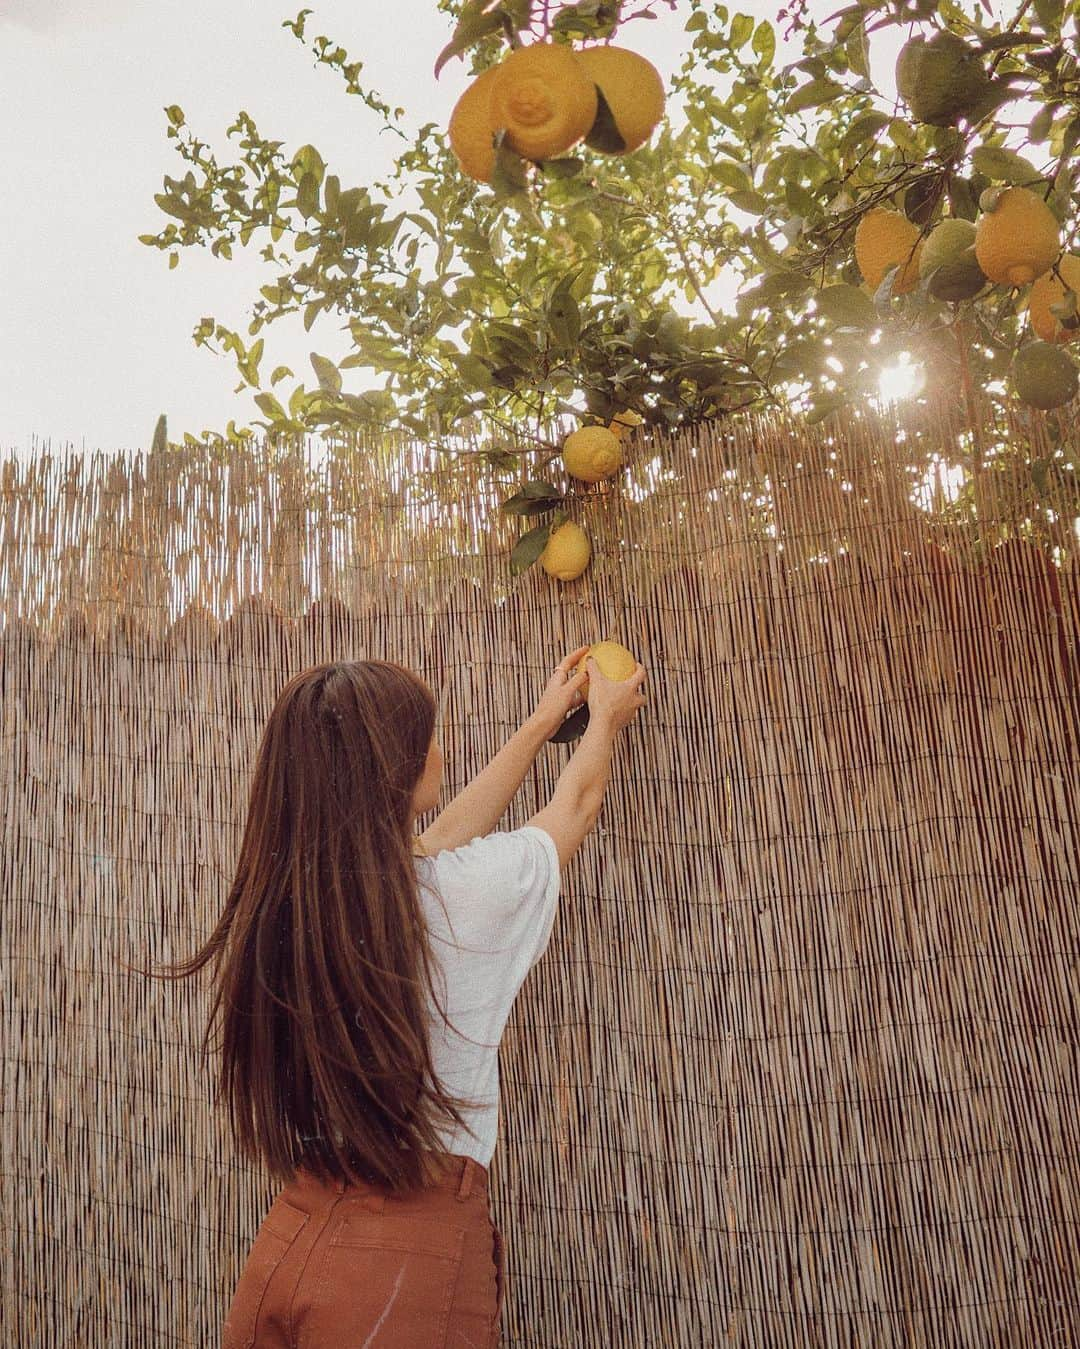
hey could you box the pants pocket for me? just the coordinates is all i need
[301,1214,468,1349]
[222,1198,310,1349]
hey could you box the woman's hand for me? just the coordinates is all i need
[531,645,592,736]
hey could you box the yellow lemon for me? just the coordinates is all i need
[975,187,1060,287]
[574,639,638,690]
[562,425,624,483]
[607,409,644,440]
[1010,341,1079,410]
[1027,254,1080,344]
[575,46,665,154]
[854,208,923,295]
[489,42,597,162]
[448,66,500,184]
[539,520,591,581]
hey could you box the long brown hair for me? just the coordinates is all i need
[127,659,481,1197]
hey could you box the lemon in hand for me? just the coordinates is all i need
[562,425,624,483]
[540,520,591,580]
[574,640,638,690]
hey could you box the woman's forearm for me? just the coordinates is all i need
[428,714,551,843]
[550,709,617,813]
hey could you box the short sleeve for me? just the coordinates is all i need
[429,825,561,972]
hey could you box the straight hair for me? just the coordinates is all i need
[126,659,482,1197]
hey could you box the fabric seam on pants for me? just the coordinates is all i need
[287,1193,346,1348]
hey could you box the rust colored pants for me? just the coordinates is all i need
[222,1154,505,1348]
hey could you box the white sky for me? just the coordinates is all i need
[0,0,900,458]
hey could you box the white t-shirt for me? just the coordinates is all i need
[412,825,561,1166]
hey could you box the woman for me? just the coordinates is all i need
[145,643,647,1347]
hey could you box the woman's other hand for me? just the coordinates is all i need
[531,645,591,736]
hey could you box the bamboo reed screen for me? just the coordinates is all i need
[2,396,1078,1348]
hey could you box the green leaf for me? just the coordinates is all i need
[784,78,845,114]
[948,176,979,221]
[711,161,753,194]
[520,478,561,499]
[434,3,503,78]
[502,481,564,516]
[165,105,185,128]
[752,21,776,66]
[510,522,552,576]
[491,136,530,195]
[310,352,342,395]
[845,21,870,82]
[1032,0,1064,33]
[814,284,878,328]
[254,392,287,421]
[297,171,320,218]
[547,285,581,348]
[840,111,889,154]
[270,365,293,386]
[540,157,584,179]
[728,189,768,215]
[730,13,754,49]
[971,145,1042,185]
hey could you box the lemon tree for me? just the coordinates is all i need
[141,0,1080,562]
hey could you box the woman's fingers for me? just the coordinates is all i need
[557,645,591,674]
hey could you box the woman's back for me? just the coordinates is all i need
[413,825,562,1166]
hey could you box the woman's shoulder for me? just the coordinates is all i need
[412,820,560,895]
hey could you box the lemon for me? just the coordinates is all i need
[1010,341,1079,410]
[574,639,638,689]
[562,425,625,483]
[975,187,1060,287]
[448,66,500,184]
[575,46,665,154]
[539,520,591,581]
[854,208,923,296]
[1027,254,1080,344]
[607,409,644,440]
[895,32,990,127]
[918,218,986,301]
[489,42,597,162]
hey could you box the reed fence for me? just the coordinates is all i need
[2,396,1077,1346]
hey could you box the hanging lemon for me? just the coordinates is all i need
[448,66,500,184]
[894,32,990,127]
[854,208,923,295]
[1010,341,1079,410]
[575,47,665,154]
[562,426,624,483]
[539,520,591,581]
[1027,254,1080,344]
[574,640,638,689]
[918,219,986,301]
[488,42,597,162]
[975,187,1060,287]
